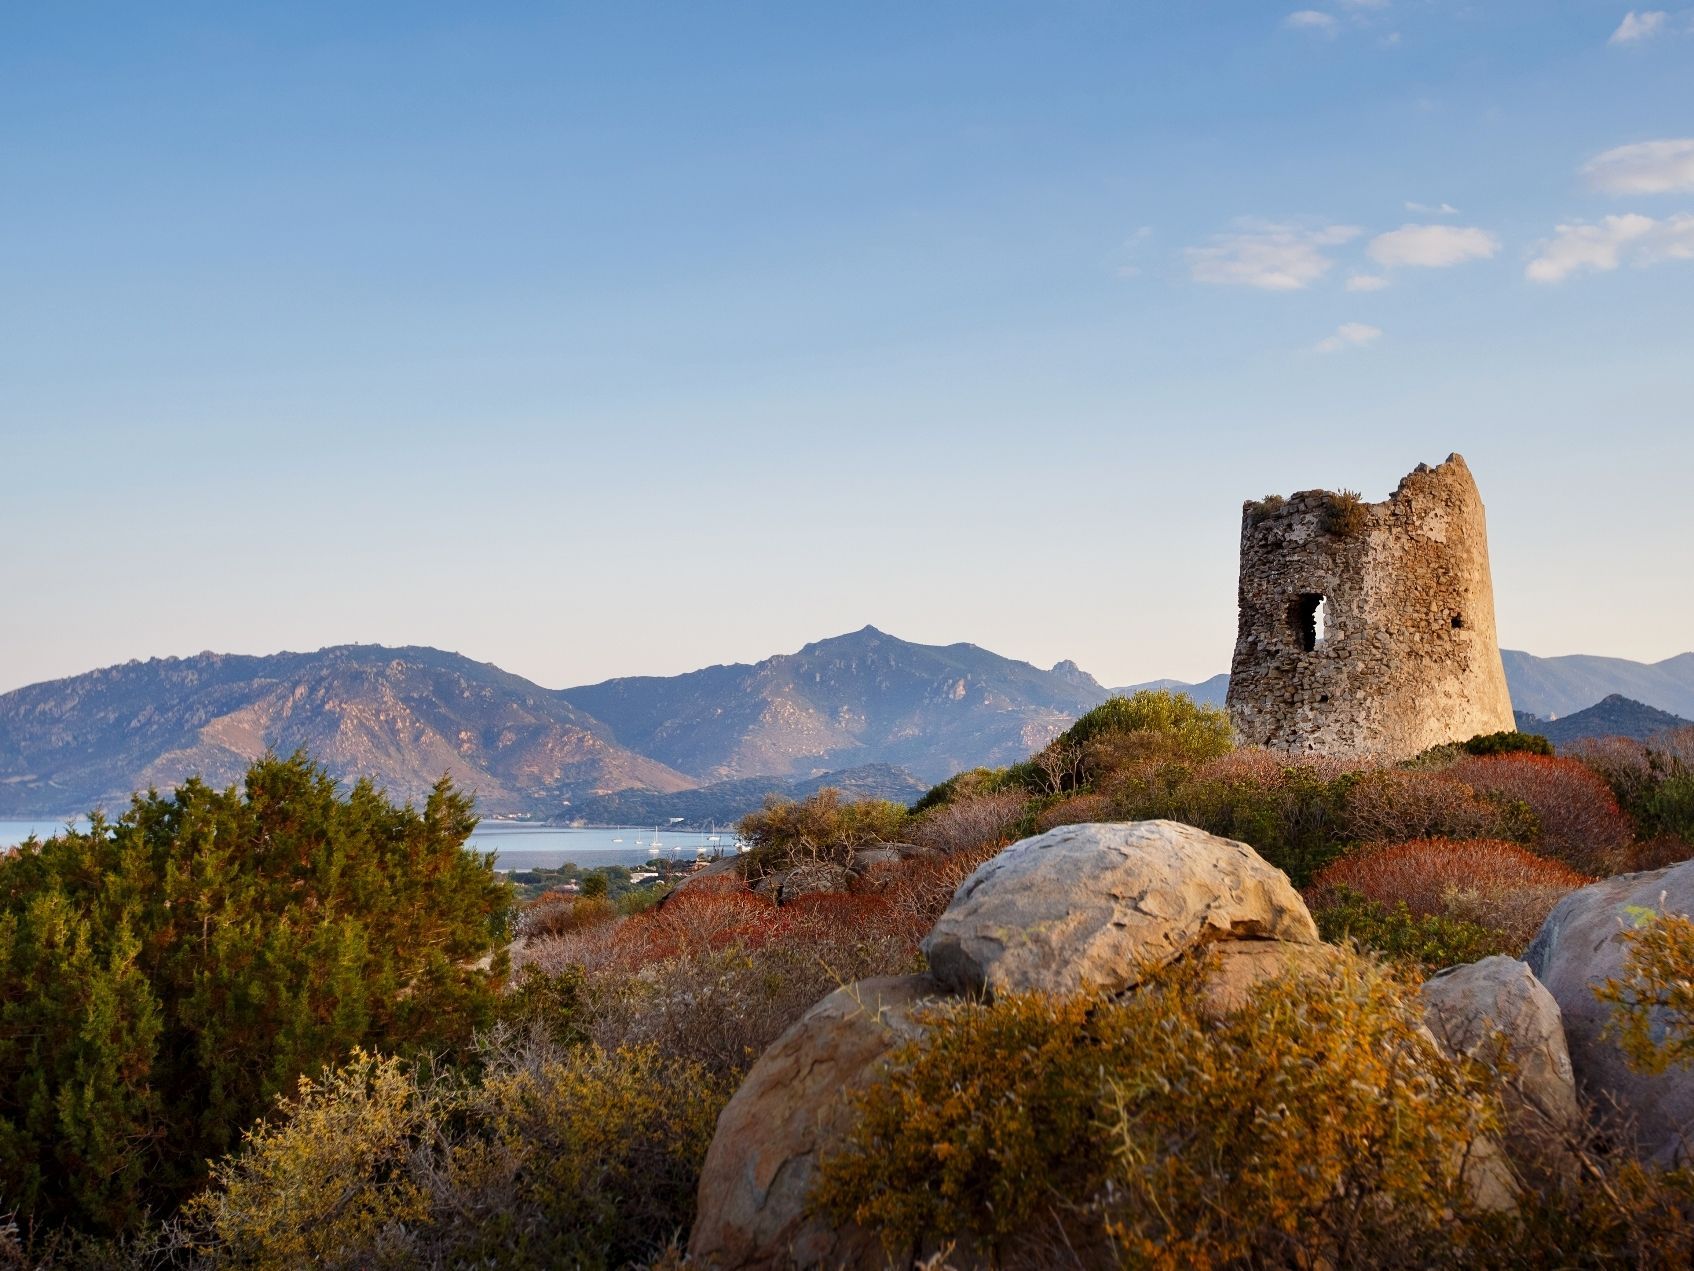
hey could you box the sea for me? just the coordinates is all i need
[0,819,740,871]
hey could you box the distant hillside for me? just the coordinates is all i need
[1116,672,1231,709]
[8,632,1693,821]
[1499,650,1694,720]
[561,625,1106,785]
[1519,695,1694,746]
[562,763,930,829]
[0,646,693,818]
[1128,654,1694,724]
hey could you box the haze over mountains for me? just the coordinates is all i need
[2,628,1690,820]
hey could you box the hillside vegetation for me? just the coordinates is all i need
[5,695,1694,1265]
[0,755,510,1241]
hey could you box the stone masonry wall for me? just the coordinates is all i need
[1225,454,1515,760]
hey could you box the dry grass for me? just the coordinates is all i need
[909,790,1027,855]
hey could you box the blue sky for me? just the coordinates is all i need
[1,1,1690,694]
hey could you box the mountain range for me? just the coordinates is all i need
[2,628,1690,820]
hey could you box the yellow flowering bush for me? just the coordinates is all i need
[185,1039,728,1270]
[812,953,1503,1267]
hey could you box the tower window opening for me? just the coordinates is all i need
[1451,613,1466,629]
[1288,593,1326,652]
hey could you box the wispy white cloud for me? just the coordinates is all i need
[1285,1,1391,36]
[1582,138,1694,194]
[1314,322,1383,354]
[1404,200,1459,216]
[1285,9,1338,34]
[1367,223,1500,268]
[1526,213,1694,282]
[1114,226,1155,279]
[1345,273,1390,291]
[1609,10,1669,43]
[1186,222,1361,290]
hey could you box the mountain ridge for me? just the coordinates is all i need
[560,624,1107,785]
[4,631,1692,819]
[0,645,693,818]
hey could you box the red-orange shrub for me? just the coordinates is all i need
[1449,753,1632,875]
[1309,837,1592,950]
[611,885,784,962]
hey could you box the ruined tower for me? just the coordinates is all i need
[1225,454,1515,759]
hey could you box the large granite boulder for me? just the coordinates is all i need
[921,820,1318,998]
[1421,956,1583,1163]
[688,975,940,1270]
[1525,861,1694,1164]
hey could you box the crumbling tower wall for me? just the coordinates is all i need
[1225,453,1515,759]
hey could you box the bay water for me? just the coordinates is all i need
[0,819,739,871]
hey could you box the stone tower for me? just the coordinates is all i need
[1225,454,1514,759]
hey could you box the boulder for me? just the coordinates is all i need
[776,860,854,905]
[848,842,941,871]
[1524,861,1694,1164]
[921,820,1318,998]
[1199,939,1344,1016]
[1421,957,1583,1156]
[668,854,747,898]
[688,974,941,1270]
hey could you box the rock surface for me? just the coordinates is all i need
[1421,956,1582,1149]
[687,974,941,1270]
[773,861,855,904]
[1525,861,1694,1164]
[921,820,1319,998]
[1199,939,1343,1016]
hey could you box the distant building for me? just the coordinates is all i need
[1225,453,1515,759]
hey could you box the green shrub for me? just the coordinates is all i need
[495,965,590,1051]
[1160,764,1349,886]
[1245,493,1287,524]
[909,766,1013,814]
[1311,887,1513,972]
[1641,775,1694,847]
[1057,689,1233,757]
[1461,730,1554,757]
[0,754,508,1238]
[737,788,910,878]
[616,884,668,916]
[813,952,1501,1266]
[185,1039,729,1271]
